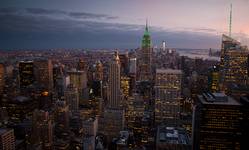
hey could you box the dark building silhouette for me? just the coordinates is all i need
[19,61,34,89]
[193,92,241,150]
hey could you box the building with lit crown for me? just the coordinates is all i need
[108,51,121,109]
[138,21,152,81]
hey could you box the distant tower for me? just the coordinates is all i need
[138,20,152,81]
[162,41,166,51]
[108,51,121,109]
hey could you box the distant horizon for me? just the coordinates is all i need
[0,47,221,51]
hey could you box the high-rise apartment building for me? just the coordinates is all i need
[193,93,241,150]
[155,69,182,125]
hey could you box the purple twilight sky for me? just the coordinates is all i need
[0,0,248,49]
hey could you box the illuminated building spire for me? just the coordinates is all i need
[145,18,148,33]
[142,19,151,48]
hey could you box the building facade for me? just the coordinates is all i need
[65,84,79,112]
[220,34,249,92]
[193,93,242,150]
[108,51,121,109]
[155,69,182,125]
[19,61,34,89]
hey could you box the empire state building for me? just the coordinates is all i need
[138,21,152,81]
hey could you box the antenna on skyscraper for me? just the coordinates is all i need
[146,18,148,31]
[229,3,232,37]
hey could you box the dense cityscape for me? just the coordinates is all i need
[1,1,249,150]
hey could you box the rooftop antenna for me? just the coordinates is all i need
[146,18,148,31]
[229,3,232,37]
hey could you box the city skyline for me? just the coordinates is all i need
[1,2,249,147]
[0,0,249,49]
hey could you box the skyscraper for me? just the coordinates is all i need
[19,61,34,89]
[155,69,182,125]
[208,65,219,92]
[193,93,241,150]
[138,20,152,81]
[108,51,121,109]
[220,35,249,92]
[129,58,136,75]
[34,59,53,91]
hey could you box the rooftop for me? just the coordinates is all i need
[199,92,240,106]
[157,126,190,145]
[116,131,129,145]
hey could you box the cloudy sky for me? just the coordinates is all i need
[0,0,249,50]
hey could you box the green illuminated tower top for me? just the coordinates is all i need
[142,19,151,49]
